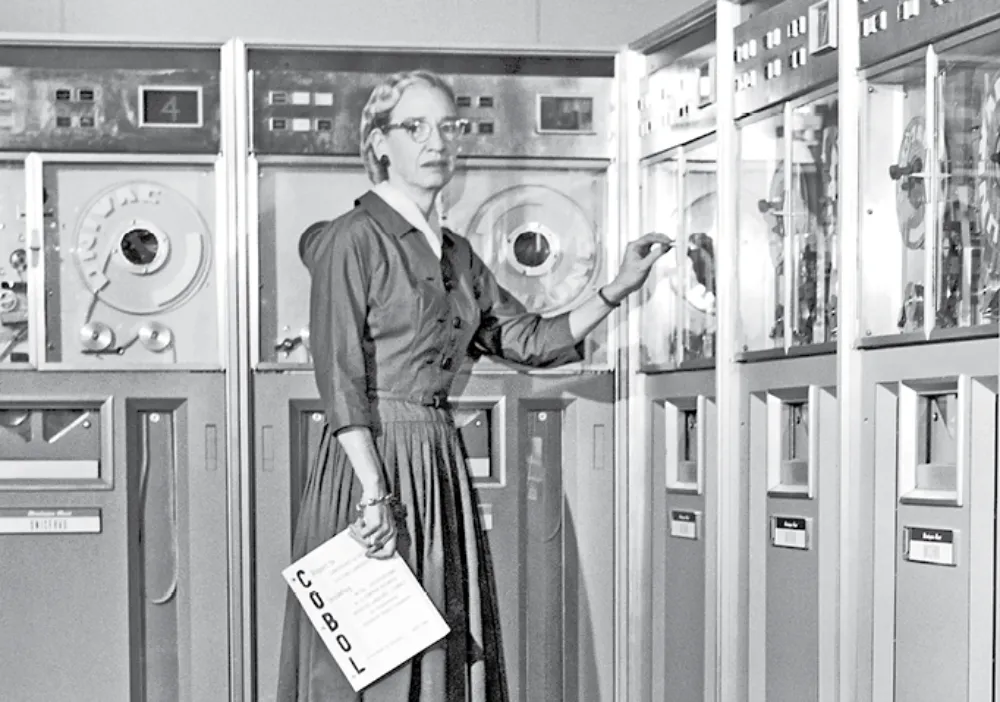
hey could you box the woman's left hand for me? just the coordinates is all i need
[603,232,674,303]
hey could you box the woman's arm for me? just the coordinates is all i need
[567,233,672,340]
[467,232,673,367]
[302,218,395,558]
[335,427,387,497]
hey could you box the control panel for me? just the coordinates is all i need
[249,52,614,160]
[638,42,717,159]
[733,0,839,117]
[859,0,1000,69]
[0,61,219,153]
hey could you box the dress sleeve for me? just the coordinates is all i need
[467,250,585,368]
[302,218,375,435]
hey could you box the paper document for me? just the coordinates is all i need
[283,529,451,691]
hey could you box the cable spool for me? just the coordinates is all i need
[0,289,18,313]
[79,322,115,352]
[138,322,173,352]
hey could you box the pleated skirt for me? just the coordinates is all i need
[276,398,510,702]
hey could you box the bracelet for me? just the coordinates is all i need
[355,493,394,513]
[597,286,622,309]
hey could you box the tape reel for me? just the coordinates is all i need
[70,181,212,360]
[465,184,601,315]
[653,191,717,314]
[891,116,948,250]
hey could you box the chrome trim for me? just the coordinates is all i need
[714,4,745,701]
[923,46,938,341]
[783,101,795,352]
[836,1,861,698]
[604,52,631,702]
[0,33,222,49]
[615,47,643,702]
[24,152,44,369]
[222,37,250,702]
[243,40,616,57]
[639,131,718,167]
[214,157,230,371]
[253,153,611,172]
[25,152,218,164]
[247,155,261,371]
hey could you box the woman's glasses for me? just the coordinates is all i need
[382,117,470,144]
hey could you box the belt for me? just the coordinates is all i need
[371,389,450,409]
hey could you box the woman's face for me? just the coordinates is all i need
[374,82,460,193]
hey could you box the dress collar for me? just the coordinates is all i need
[355,188,455,249]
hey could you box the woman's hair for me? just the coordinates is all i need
[359,69,457,184]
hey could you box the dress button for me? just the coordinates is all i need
[452,318,462,329]
[441,357,453,370]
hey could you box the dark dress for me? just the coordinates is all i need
[276,191,584,702]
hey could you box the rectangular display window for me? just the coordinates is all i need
[859,58,929,339]
[638,138,718,371]
[936,36,1000,330]
[639,154,683,370]
[737,112,785,353]
[679,140,718,362]
[789,94,838,346]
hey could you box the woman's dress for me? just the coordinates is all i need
[276,191,584,702]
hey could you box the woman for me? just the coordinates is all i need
[277,68,671,702]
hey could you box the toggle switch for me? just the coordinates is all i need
[898,0,920,20]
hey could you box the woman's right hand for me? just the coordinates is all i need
[350,499,398,559]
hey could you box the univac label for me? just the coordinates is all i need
[0,508,102,534]
[669,510,700,540]
[905,526,957,567]
[771,515,809,550]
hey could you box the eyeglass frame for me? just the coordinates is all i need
[381,117,471,144]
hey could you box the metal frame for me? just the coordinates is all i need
[0,394,115,492]
[714,4,745,701]
[22,150,226,372]
[621,4,721,699]
[618,45,648,702]
[241,40,626,702]
[220,37,250,702]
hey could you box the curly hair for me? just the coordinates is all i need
[359,70,457,184]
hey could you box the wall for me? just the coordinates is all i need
[4,0,702,50]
